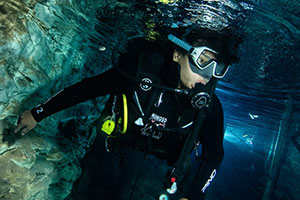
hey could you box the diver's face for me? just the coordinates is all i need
[173,50,211,89]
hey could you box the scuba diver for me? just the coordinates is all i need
[15,27,240,200]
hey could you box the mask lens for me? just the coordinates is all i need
[189,61,216,80]
[196,49,218,69]
[191,47,229,78]
[215,63,226,76]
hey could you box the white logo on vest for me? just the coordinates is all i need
[140,78,152,91]
[140,113,167,140]
[191,92,211,110]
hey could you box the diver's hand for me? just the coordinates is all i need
[15,110,37,135]
[179,198,188,200]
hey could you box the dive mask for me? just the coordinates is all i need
[168,34,229,79]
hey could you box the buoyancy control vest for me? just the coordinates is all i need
[99,38,199,157]
[132,51,200,160]
[99,37,217,198]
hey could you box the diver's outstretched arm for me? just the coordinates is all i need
[14,67,131,135]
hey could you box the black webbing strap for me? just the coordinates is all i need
[166,79,218,195]
[171,108,207,174]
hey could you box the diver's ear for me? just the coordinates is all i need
[173,50,181,62]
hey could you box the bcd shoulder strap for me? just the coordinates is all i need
[164,80,218,196]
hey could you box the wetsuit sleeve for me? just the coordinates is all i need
[186,95,225,200]
[30,37,143,122]
[31,68,133,122]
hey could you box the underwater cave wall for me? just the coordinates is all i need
[0,1,108,199]
[0,0,146,199]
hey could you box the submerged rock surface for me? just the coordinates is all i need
[0,0,144,198]
[0,1,104,199]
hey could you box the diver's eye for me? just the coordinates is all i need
[199,50,217,65]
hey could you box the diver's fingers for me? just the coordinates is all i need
[21,126,29,136]
[14,110,37,134]
[14,122,25,133]
[15,112,26,133]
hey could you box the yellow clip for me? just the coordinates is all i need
[120,94,128,134]
[101,120,115,135]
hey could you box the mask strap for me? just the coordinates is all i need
[168,34,193,52]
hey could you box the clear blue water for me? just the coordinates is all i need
[213,83,298,200]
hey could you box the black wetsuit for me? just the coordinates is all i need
[31,38,224,200]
